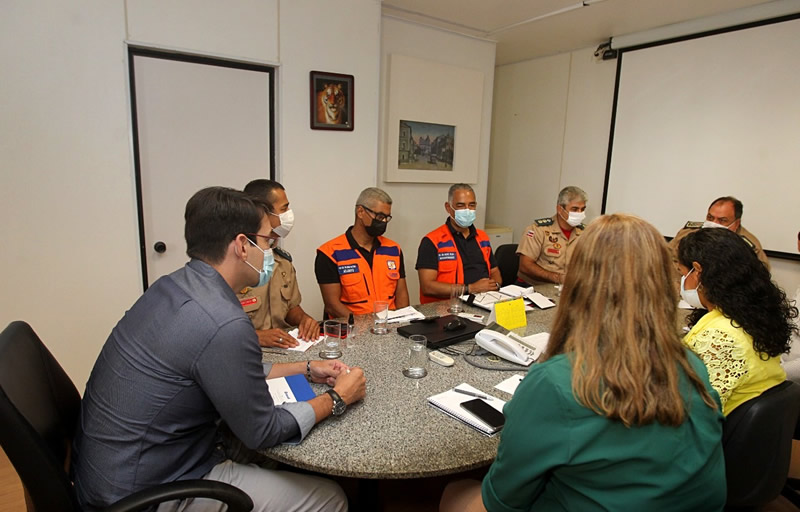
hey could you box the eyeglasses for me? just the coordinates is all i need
[245,233,278,248]
[358,204,392,223]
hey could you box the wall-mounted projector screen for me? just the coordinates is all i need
[603,15,800,258]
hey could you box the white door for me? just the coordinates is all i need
[131,50,274,287]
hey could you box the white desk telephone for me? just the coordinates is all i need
[475,329,536,366]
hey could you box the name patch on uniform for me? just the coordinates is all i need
[239,297,258,307]
[438,251,457,261]
[338,264,359,275]
[387,260,397,270]
[546,248,560,255]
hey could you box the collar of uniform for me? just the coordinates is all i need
[445,217,477,240]
[345,225,382,254]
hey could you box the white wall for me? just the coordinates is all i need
[0,1,140,391]
[486,45,800,294]
[378,17,496,304]
[0,0,383,389]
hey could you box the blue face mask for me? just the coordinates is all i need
[245,238,275,287]
[452,207,476,228]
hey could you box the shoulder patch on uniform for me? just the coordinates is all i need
[739,235,756,250]
[274,247,292,262]
[535,217,554,227]
[684,221,703,229]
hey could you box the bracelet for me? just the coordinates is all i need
[306,360,312,381]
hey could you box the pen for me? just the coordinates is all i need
[454,388,494,401]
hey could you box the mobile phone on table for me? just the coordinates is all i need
[460,399,505,431]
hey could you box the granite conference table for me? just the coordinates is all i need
[260,285,561,480]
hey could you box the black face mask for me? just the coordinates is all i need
[365,219,387,237]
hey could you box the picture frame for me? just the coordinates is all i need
[309,70,354,131]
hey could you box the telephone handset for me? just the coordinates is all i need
[475,329,535,366]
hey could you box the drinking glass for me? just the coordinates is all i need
[449,283,465,313]
[371,301,390,335]
[402,334,428,378]
[319,320,343,359]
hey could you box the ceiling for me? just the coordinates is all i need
[381,0,776,65]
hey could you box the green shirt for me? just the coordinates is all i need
[482,352,726,512]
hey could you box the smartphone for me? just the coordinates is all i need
[460,398,505,431]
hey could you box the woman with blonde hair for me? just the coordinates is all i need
[441,214,725,512]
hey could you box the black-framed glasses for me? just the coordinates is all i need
[358,204,392,223]
[245,233,278,248]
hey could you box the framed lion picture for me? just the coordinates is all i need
[309,71,354,131]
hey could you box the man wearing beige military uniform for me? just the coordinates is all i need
[517,186,587,285]
[668,196,769,271]
[237,179,319,348]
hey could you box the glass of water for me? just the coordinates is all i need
[449,283,465,313]
[402,334,428,378]
[371,301,390,335]
[319,320,343,359]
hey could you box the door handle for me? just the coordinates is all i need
[154,241,167,253]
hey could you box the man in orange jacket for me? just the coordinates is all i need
[316,187,410,318]
[417,183,502,303]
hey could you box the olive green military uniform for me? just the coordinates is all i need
[516,215,584,285]
[236,247,302,330]
[668,221,770,271]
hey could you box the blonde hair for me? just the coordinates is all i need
[541,214,716,426]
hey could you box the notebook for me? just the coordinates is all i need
[427,383,507,436]
[266,374,315,405]
[396,314,484,348]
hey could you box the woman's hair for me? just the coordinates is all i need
[541,214,717,427]
[678,228,798,358]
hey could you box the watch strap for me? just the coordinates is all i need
[325,389,346,416]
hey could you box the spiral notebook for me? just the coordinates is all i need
[427,383,506,436]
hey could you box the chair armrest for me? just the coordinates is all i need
[103,479,253,512]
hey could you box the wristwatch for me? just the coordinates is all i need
[326,389,346,416]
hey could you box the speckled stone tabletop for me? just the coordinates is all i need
[260,285,561,479]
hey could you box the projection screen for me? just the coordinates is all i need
[603,15,800,258]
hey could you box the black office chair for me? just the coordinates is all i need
[0,321,254,512]
[722,380,800,511]
[494,243,519,287]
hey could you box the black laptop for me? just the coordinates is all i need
[397,314,484,349]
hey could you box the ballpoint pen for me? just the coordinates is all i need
[454,388,494,401]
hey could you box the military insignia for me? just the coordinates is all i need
[548,235,558,243]
[684,221,704,229]
[239,287,250,294]
[387,260,397,270]
[535,217,554,227]
[546,248,560,255]
[526,230,535,238]
[274,247,292,262]
[739,235,756,250]
[553,243,562,250]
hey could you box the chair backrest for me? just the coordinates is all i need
[0,321,81,512]
[722,380,800,507]
[494,243,519,287]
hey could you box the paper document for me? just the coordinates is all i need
[463,291,535,312]
[495,374,525,396]
[526,292,556,309]
[266,374,315,405]
[286,328,324,352]
[427,383,506,436]
[387,306,426,324]
[499,284,534,297]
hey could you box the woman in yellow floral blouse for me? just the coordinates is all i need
[678,227,798,416]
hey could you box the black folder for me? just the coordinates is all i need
[396,314,484,349]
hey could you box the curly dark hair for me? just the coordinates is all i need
[678,228,798,358]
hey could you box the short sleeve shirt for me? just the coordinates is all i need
[416,219,498,285]
[315,227,405,284]
[516,215,583,284]
[236,248,302,330]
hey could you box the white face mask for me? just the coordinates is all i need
[560,207,586,228]
[702,219,735,230]
[269,208,295,238]
[680,268,704,309]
